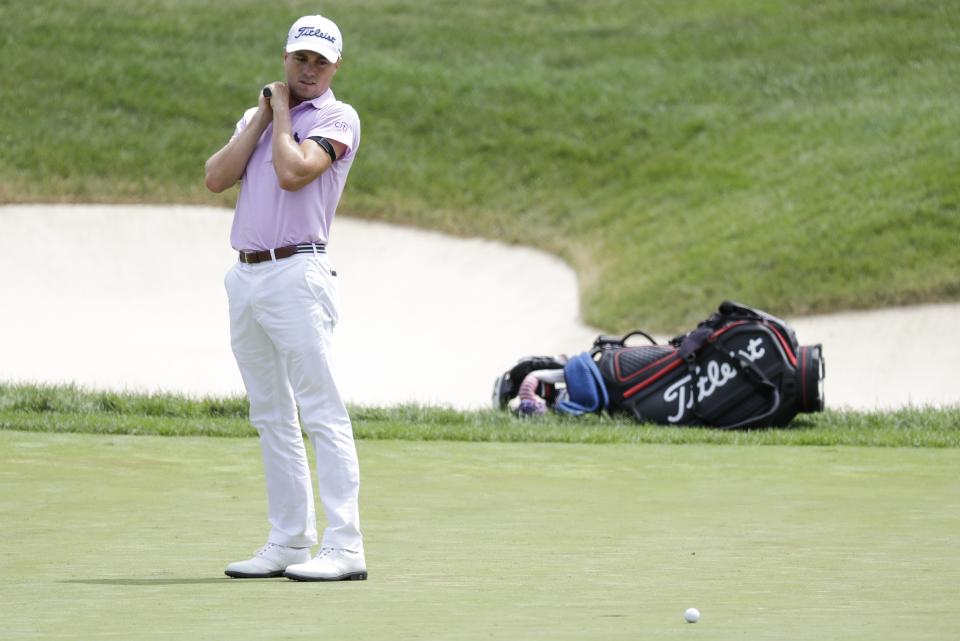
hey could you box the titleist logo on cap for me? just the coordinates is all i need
[295,27,337,44]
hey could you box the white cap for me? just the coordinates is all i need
[285,15,342,62]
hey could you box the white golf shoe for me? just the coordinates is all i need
[284,547,368,582]
[224,542,312,578]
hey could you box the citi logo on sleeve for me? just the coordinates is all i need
[296,27,337,44]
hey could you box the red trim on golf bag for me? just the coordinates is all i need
[614,350,671,382]
[769,325,798,367]
[801,346,809,405]
[715,320,798,367]
[621,356,683,399]
[618,322,795,402]
[797,344,824,412]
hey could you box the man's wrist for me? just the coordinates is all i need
[271,109,292,136]
[251,108,272,130]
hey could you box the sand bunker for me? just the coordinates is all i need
[1,204,957,410]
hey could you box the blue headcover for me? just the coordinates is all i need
[556,352,609,415]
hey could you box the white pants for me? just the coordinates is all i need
[225,253,362,552]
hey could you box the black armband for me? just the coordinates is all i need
[307,136,338,163]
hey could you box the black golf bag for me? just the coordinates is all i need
[493,301,825,429]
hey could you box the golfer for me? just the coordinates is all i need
[204,14,365,582]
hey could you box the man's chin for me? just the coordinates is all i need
[292,84,322,102]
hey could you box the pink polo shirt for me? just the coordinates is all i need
[230,89,360,251]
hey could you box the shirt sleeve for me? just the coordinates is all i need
[232,106,259,140]
[306,104,360,159]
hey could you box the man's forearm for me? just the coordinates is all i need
[204,113,270,193]
[270,108,315,190]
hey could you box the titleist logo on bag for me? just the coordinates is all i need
[663,337,766,423]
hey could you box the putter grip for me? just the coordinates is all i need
[262,87,272,98]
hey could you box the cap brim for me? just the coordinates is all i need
[285,42,340,62]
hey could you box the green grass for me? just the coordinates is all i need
[2,0,958,331]
[3,382,958,447]
[2,429,958,640]
[4,7,957,634]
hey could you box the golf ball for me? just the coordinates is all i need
[684,607,700,623]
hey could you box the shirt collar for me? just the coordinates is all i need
[293,88,335,112]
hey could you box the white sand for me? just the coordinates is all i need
[1,204,957,410]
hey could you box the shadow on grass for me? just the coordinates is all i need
[60,577,285,586]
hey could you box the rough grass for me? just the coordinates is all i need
[1,0,958,331]
[2,383,957,447]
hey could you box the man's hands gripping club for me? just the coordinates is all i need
[260,82,340,190]
[205,83,345,193]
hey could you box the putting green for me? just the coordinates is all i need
[1,430,957,640]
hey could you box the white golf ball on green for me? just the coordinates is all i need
[684,607,700,623]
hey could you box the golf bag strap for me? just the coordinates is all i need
[591,329,658,354]
[714,387,781,430]
[676,326,715,359]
